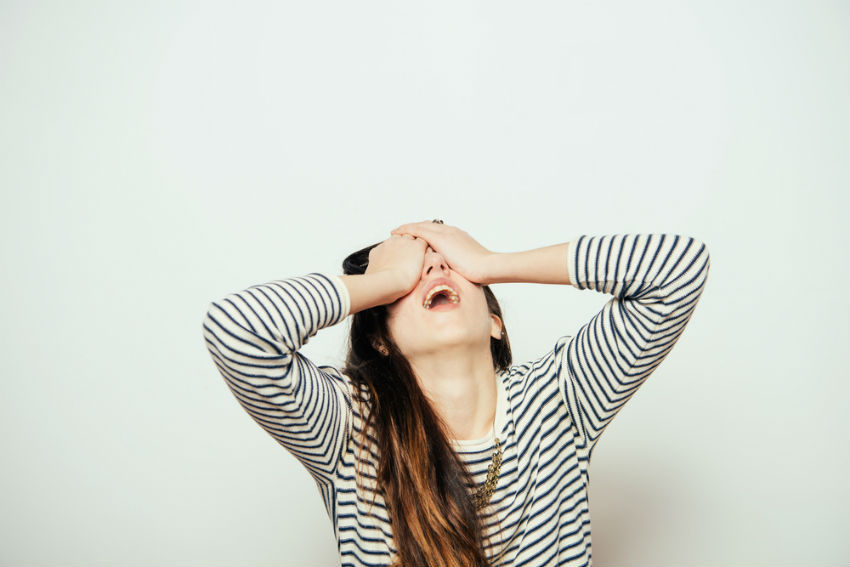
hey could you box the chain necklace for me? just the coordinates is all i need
[471,431,502,511]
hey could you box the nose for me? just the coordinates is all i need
[424,247,449,276]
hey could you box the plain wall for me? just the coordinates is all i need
[1,0,847,565]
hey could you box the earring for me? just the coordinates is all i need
[376,345,389,356]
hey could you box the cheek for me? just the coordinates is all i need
[385,297,419,344]
[386,293,417,320]
[467,290,491,318]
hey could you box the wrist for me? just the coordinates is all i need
[479,243,572,285]
[479,252,506,284]
[340,271,410,314]
[383,268,417,300]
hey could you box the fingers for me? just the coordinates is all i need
[388,232,427,253]
[389,221,454,259]
[391,220,444,239]
[394,220,445,231]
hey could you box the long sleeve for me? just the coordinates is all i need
[201,272,353,486]
[555,234,710,461]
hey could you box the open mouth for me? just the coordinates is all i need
[423,284,460,309]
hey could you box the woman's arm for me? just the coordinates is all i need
[201,273,352,486]
[391,223,711,461]
[202,233,429,487]
[556,233,710,460]
[481,242,572,285]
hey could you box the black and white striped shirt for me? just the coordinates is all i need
[202,234,710,566]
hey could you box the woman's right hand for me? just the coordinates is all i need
[339,234,427,314]
[365,234,428,296]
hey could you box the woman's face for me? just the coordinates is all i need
[385,247,502,359]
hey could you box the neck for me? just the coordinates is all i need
[408,345,497,441]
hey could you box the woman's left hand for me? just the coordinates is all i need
[390,221,497,284]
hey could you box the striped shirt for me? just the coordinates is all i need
[202,234,710,566]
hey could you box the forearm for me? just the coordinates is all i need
[338,271,409,314]
[204,273,351,363]
[482,242,572,285]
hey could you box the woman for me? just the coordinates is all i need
[202,221,710,567]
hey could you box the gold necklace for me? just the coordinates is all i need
[472,434,502,510]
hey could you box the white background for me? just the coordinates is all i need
[1,1,847,565]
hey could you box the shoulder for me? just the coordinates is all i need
[326,369,376,421]
[503,335,575,397]
[510,336,574,380]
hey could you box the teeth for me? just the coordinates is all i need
[423,285,460,309]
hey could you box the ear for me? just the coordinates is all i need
[371,338,390,356]
[489,313,503,340]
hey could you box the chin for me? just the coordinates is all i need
[407,331,492,357]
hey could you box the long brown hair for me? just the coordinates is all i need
[342,243,512,567]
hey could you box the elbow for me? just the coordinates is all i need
[202,300,218,327]
[685,237,711,296]
[684,236,711,275]
[201,300,227,345]
[694,238,711,276]
[662,236,711,301]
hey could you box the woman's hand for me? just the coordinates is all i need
[390,221,496,284]
[340,233,428,314]
[365,233,428,296]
